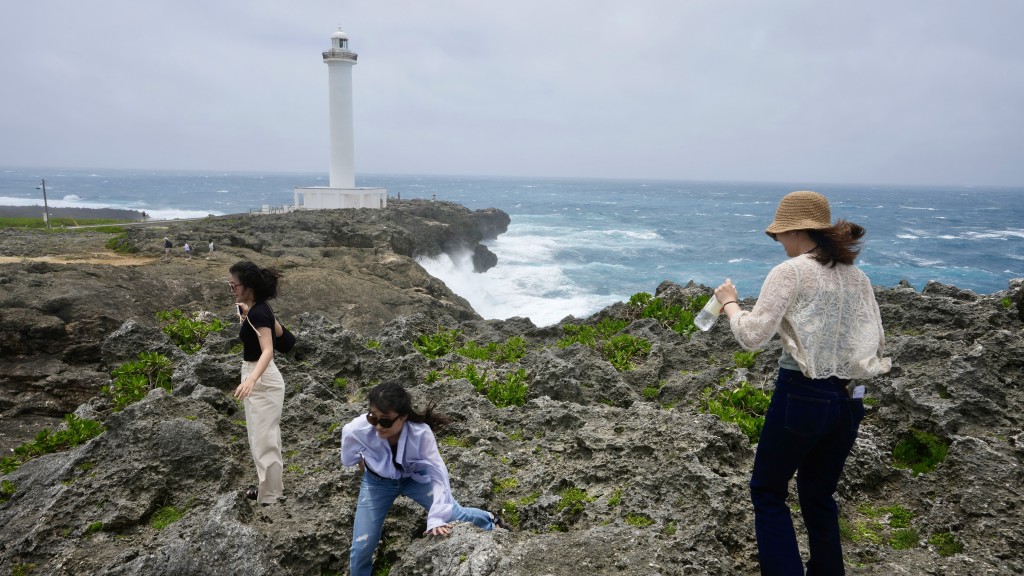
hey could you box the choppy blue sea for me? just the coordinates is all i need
[3,167,1022,326]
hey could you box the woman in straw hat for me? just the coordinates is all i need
[714,190,891,575]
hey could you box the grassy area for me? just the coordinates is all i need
[0,217,134,229]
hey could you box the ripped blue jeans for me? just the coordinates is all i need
[349,470,494,576]
[750,368,864,576]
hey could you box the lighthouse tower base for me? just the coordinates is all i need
[293,186,388,210]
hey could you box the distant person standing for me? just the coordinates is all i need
[207,239,215,259]
[163,237,172,260]
[184,241,192,260]
[713,190,891,575]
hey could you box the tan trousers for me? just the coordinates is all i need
[241,360,285,504]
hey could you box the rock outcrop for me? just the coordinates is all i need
[0,205,1022,576]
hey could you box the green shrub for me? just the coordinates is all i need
[893,429,948,475]
[559,317,652,371]
[103,351,173,411]
[500,500,521,528]
[625,513,654,527]
[441,436,472,448]
[151,505,185,530]
[492,477,518,494]
[156,309,228,354]
[446,363,488,392]
[556,487,593,515]
[0,414,105,474]
[445,364,529,408]
[487,369,529,407]
[1000,296,1013,309]
[413,328,460,358]
[84,521,104,536]
[603,334,652,371]
[454,336,528,363]
[104,230,137,254]
[0,479,15,503]
[889,528,919,550]
[557,323,598,348]
[10,563,36,576]
[365,339,381,350]
[627,291,709,336]
[733,350,762,369]
[929,532,964,556]
[701,381,772,443]
[608,488,622,507]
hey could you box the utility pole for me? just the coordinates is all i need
[39,178,51,229]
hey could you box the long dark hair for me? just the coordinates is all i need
[229,260,281,301]
[807,219,865,267]
[368,382,451,431]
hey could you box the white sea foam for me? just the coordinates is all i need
[603,229,662,240]
[62,195,82,201]
[417,249,618,326]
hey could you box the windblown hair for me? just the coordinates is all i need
[807,219,865,267]
[229,260,281,301]
[368,381,452,432]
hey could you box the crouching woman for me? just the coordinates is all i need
[341,382,507,576]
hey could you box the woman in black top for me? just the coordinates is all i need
[229,260,286,505]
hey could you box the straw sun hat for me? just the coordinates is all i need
[765,191,832,238]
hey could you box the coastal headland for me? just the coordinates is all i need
[0,201,1021,575]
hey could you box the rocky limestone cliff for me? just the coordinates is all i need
[0,200,507,443]
[0,206,1022,576]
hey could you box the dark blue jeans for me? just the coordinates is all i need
[750,368,864,576]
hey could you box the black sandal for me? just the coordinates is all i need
[244,485,258,500]
[490,511,512,531]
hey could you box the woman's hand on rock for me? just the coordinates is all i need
[424,525,452,538]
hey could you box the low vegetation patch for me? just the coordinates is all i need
[626,291,711,337]
[733,350,762,369]
[0,414,105,474]
[929,531,964,556]
[151,505,185,530]
[0,217,132,229]
[841,503,919,550]
[443,364,529,407]
[893,429,949,475]
[558,318,652,371]
[103,351,173,411]
[413,328,460,359]
[156,309,228,354]
[556,487,594,515]
[104,229,137,253]
[0,479,15,503]
[701,380,772,443]
[625,513,654,527]
[455,336,528,363]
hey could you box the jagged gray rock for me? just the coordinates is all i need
[1,204,1022,575]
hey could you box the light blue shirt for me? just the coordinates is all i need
[341,415,454,529]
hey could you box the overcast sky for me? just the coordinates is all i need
[2,1,1022,187]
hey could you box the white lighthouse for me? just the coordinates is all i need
[294,28,386,210]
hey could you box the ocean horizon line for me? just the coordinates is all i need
[4,165,1023,192]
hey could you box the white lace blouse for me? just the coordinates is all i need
[728,254,892,380]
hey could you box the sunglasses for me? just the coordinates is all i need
[227,281,241,290]
[366,413,402,429]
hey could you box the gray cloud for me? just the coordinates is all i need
[2,0,1022,186]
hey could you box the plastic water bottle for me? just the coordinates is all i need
[694,296,724,331]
